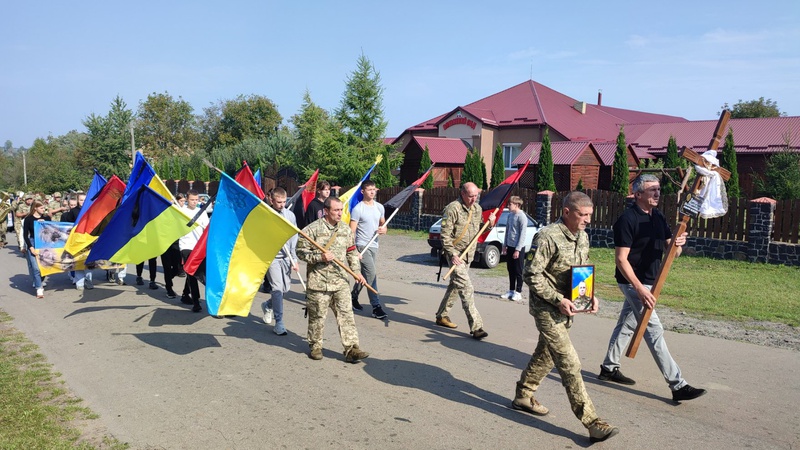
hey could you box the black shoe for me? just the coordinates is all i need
[180,295,193,305]
[177,271,186,278]
[598,367,636,385]
[672,384,707,402]
[149,281,158,290]
[372,306,387,319]
[166,290,177,299]
[192,304,202,313]
[136,276,144,285]
[471,328,488,340]
[352,297,363,311]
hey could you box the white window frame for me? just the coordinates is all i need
[502,143,522,169]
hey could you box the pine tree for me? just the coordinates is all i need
[661,135,681,195]
[490,143,505,188]
[447,171,454,188]
[720,128,741,198]
[610,126,630,196]
[420,145,434,190]
[461,149,479,186]
[480,155,488,190]
[576,178,584,192]
[535,128,556,192]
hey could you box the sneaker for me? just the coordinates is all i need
[598,367,636,385]
[372,306,387,320]
[180,295,193,305]
[261,301,273,324]
[166,289,177,299]
[344,346,369,363]
[512,291,522,302]
[471,328,488,340]
[192,304,202,313]
[177,270,186,278]
[352,297,363,311]
[435,316,458,329]
[672,384,707,402]
[500,290,513,299]
[588,418,619,443]
[309,348,323,360]
[511,396,549,416]
[36,287,44,298]
[42,277,47,287]
[85,280,94,290]
[136,276,144,285]
[116,276,126,286]
[149,281,158,290]
[273,321,287,336]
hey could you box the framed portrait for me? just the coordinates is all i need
[570,265,594,312]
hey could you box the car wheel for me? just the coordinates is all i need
[481,245,501,269]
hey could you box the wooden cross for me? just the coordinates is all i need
[625,110,732,358]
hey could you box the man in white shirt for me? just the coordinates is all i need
[179,190,210,312]
[349,180,388,319]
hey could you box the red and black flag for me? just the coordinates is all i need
[384,164,435,218]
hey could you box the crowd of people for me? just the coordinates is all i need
[2,174,709,443]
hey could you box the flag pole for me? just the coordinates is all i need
[289,255,307,291]
[296,229,379,295]
[357,207,399,257]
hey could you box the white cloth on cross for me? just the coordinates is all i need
[695,150,728,218]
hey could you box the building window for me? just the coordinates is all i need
[503,144,522,169]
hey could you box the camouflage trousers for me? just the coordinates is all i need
[306,287,360,355]
[0,225,5,245]
[435,262,483,332]
[14,224,23,249]
[516,308,598,428]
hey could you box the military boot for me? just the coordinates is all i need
[345,346,369,363]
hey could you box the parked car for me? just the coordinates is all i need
[428,208,540,268]
[197,193,213,216]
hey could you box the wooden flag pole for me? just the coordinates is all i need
[626,110,731,358]
[441,210,497,281]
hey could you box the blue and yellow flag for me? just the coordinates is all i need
[123,152,174,204]
[87,185,194,264]
[339,154,382,224]
[205,173,299,317]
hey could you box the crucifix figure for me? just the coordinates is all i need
[625,110,732,358]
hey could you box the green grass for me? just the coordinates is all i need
[0,311,128,450]
[387,228,429,240]
[485,248,800,326]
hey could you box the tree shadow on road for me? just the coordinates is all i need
[362,357,592,447]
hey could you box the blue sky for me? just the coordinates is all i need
[2,0,798,149]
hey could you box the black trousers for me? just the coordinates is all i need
[507,248,526,292]
[180,249,200,304]
[161,242,181,292]
[136,258,157,282]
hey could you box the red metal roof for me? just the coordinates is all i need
[628,117,800,155]
[592,142,619,166]
[514,140,596,165]
[413,136,468,164]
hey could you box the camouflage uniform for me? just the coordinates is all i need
[434,198,484,332]
[14,197,31,249]
[48,195,63,222]
[296,217,362,355]
[515,219,598,428]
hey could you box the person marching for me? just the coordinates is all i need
[296,196,369,363]
[512,191,619,443]
[261,188,299,336]
[349,180,388,319]
[22,200,50,298]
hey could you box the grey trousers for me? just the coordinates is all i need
[601,283,686,390]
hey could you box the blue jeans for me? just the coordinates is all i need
[25,250,42,289]
[601,283,686,390]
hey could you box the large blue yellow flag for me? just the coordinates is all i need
[339,154,382,224]
[123,152,174,203]
[206,173,299,317]
[87,185,194,263]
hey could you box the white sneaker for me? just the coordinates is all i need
[36,288,44,298]
[500,290,514,299]
[512,292,523,302]
[261,302,273,324]
[274,321,287,336]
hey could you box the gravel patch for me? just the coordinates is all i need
[378,234,800,352]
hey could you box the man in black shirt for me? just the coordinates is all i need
[598,174,706,403]
[302,180,330,228]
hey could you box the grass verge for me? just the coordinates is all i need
[484,248,800,326]
[0,310,127,450]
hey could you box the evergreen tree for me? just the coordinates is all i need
[419,145,433,190]
[461,149,483,187]
[447,171,454,188]
[335,53,388,142]
[490,143,505,188]
[661,135,681,195]
[720,128,741,198]
[79,95,134,178]
[480,155,488,190]
[372,147,401,189]
[610,125,630,196]
[755,134,800,200]
[576,178,584,192]
[535,128,556,192]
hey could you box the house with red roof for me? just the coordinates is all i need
[394,79,799,197]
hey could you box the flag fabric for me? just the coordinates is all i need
[205,173,300,317]
[35,221,87,276]
[477,158,531,242]
[87,185,195,263]
[339,155,382,224]
[123,152,174,203]
[288,169,319,225]
[384,164,435,218]
[300,169,320,210]
[74,170,107,225]
[253,169,261,188]
[183,162,263,277]
[64,175,126,256]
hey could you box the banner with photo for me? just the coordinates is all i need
[34,221,121,276]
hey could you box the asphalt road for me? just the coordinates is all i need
[1,241,798,449]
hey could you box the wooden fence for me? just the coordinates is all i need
[774,199,800,243]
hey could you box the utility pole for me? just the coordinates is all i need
[22,149,27,186]
[130,121,136,166]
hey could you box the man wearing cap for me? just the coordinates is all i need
[48,192,66,222]
[14,193,33,251]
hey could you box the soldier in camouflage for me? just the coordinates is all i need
[296,196,370,363]
[14,193,33,250]
[48,192,66,222]
[434,182,494,339]
[512,191,619,443]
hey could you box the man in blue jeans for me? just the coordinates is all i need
[598,174,707,403]
[349,180,388,319]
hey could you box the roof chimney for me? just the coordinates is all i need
[597,90,602,106]
[573,101,587,114]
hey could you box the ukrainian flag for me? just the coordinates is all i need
[87,186,194,264]
[64,175,126,256]
[339,154,381,224]
[205,173,299,317]
[123,151,175,203]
